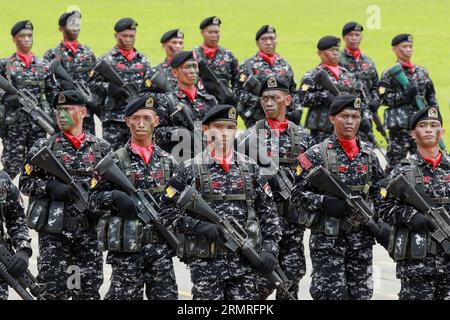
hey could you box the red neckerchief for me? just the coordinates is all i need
[258,51,276,66]
[130,143,154,165]
[118,47,136,62]
[401,61,413,75]
[180,86,197,103]
[321,63,340,80]
[266,117,288,137]
[16,52,34,68]
[337,137,360,160]
[63,131,86,150]
[211,150,234,173]
[346,47,361,61]
[422,151,442,170]
[63,40,79,55]
[201,45,219,59]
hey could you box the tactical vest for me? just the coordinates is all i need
[194,46,229,81]
[97,147,173,253]
[0,171,7,229]
[176,160,262,259]
[301,138,374,236]
[26,135,103,234]
[387,158,446,261]
[56,45,94,77]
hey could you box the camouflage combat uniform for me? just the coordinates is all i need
[152,59,178,91]
[298,65,356,144]
[379,152,450,300]
[44,42,97,134]
[0,53,56,179]
[19,132,111,300]
[0,170,32,300]
[292,134,385,300]
[154,86,217,160]
[239,119,314,299]
[89,141,178,300]
[89,47,151,150]
[339,49,380,145]
[379,63,437,168]
[159,150,281,300]
[236,53,302,128]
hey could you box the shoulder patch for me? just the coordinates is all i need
[263,182,273,197]
[297,153,312,170]
[24,163,33,175]
[166,185,177,198]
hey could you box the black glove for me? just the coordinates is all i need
[403,83,419,100]
[368,100,381,113]
[324,92,336,107]
[3,93,20,109]
[107,82,127,99]
[111,190,138,219]
[258,251,278,275]
[375,221,391,249]
[195,221,222,243]
[322,196,347,219]
[409,213,437,233]
[46,181,75,202]
[8,249,30,277]
[286,109,302,125]
[60,80,76,90]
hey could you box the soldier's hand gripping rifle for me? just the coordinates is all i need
[94,155,180,251]
[49,59,102,117]
[177,186,295,299]
[386,174,450,255]
[0,238,44,300]
[30,147,90,214]
[93,60,139,102]
[386,63,446,152]
[305,166,390,249]
[0,75,56,135]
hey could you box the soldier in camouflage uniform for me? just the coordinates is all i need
[339,22,380,145]
[90,94,178,300]
[160,105,281,300]
[292,94,387,300]
[0,20,56,179]
[19,90,111,300]
[299,36,356,144]
[90,18,151,150]
[44,10,97,134]
[378,34,437,169]
[238,76,314,300]
[0,170,32,300]
[192,16,240,99]
[380,107,450,300]
[154,51,217,161]
[236,25,302,128]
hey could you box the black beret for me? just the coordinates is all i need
[259,75,290,96]
[199,16,221,29]
[202,105,238,125]
[317,35,341,50]
[11,20,33,37]
[125,94,157,117]
[342,21,364,36]
[114,17,138,32]
[255,25,276,41]
[54,90,86,107]
[160,29,184,43]
[391,33,413,46]
[329,94,361,116]
[410,107,442,130]
[59,11,80,26]
[171,51,195,68]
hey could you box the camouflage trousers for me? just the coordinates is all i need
[1,119,46,179]
[257,221,306,300]
[310,130,332,144]
[386,127,416,171]
[0,279,8,300]
[192,272,258,300]
[399,274,450,300]
[37,231,103,300]
[104,245,178,300]
[309,230,373,300]
[102,120,130,151]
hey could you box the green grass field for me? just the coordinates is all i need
[0,0,449,146]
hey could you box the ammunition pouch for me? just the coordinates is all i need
[305,106,333,132]
[387,224,437,261]
[175,232,228,260]
[277,200,306,225]
[97,216,144,253]
[384,105,412,129]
